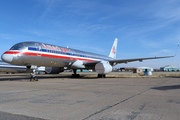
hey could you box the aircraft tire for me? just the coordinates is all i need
[98,74,106,78]
[30,77,38,82]
[35,77,38,81]
[71,74,80,78]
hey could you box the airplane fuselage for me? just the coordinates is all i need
[2,42,114,69]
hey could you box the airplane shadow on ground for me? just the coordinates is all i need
[38,75,98,79]
[0,74,97,81]
[151,85,180,90]
[0,77,30,81]
[165,76,180,78]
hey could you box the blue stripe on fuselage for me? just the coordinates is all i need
[28,47,111,61]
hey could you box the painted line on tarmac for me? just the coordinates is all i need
[0,111,47,120]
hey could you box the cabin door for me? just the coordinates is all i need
[35,43,42,65]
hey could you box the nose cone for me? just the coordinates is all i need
[1,53,13,63]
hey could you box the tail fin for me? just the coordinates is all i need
[108,38,118,59]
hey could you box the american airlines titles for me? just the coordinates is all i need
[42,43,70,53]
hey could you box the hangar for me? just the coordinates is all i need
[160,65,180,71]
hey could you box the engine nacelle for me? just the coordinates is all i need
[45,67,64,74]
[95,62,112,74]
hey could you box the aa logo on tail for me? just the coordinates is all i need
[108,38,118,59]
[112,46,115,54]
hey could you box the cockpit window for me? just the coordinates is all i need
[9,42,40,50]
[10,43,24,50]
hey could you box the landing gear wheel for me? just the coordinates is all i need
[30,77,38,82]
[98,74,106,78]
[71,69,80,78]
[71,74,80,78]
[30,67,38,82]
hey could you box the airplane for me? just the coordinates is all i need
[0,60,64,75]
[0,60,27,73]
[1,38,177,81]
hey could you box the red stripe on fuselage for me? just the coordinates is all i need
[3,51,97,62]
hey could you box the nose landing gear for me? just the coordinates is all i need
[30,69,38,81]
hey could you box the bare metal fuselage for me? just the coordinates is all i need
[2,42,113,69]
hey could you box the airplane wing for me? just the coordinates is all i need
[109,45,178,65]
[108,55,174,64]
[83,55,175,66]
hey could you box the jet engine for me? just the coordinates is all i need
[45,67,64,74]
[95,62,112,74]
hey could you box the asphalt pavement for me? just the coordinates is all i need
[0,73,180,120]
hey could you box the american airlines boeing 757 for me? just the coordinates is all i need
[1,38,177,81]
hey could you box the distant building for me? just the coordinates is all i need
[133,67,153,73]
[119,67,153,73]
[120,68,135,72]
[77,69,92,72]
[160,65,180,71]
[133,68,142,73]
[153,69,160,71]
[137,67,153,72]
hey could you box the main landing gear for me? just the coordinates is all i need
[98,74,106,78]
[30,69,38,81]
[71,69,80,78]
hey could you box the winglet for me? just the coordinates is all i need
[174,45,179,57]
[108,38,118,59]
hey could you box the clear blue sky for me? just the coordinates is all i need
[0,0,180,68]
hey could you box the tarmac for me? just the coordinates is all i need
[0,73,180,120]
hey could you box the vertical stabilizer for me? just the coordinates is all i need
[108,38,118,59]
